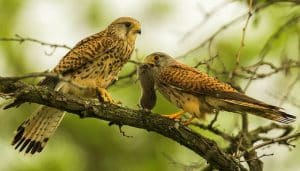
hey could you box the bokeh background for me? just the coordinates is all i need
[0,0,299,171]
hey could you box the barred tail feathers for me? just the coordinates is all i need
[221,99,296,124]
[12,106,65,154]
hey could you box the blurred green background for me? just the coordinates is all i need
[0,0,299,171]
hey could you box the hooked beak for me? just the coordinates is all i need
[134,29,141,34]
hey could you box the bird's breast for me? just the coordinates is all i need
[158,84,201,116]
[70,41,133,89]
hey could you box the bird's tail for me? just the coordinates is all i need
[220,99,296,124]
[12,105,65,154]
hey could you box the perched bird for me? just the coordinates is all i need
[142,52,296,124]
[12,17,141,154]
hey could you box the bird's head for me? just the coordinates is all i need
[108,17,141,42]
[144,52,174,67]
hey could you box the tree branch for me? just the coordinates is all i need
[0,77,245,171]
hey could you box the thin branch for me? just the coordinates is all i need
[178,13,247,58]
[244,132,300,155]
[194,54,219,68]
[0,71,82,89]
[118,68,137,81]
[179,0,235,43]
[178,1,282,58]
[0,34,71,49]
[278,74,300,106]
[249,123,294,143]
[208,111,219,128]
[0,71,56,81]
[243,14,300,91]
[235,0,253,66]
[241,61,300,79]
[128,60,142,65]
[239,153,274,162]
[191,122,235,142]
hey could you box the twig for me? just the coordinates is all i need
[239,153,274,162]
[0,34,71,55]
[179,0,235,43]
[278,74,300,106]
[243,14,300,91]
[235,0,253,66]
[249,123,294,142]
[0,71,55,81]
[0,71,83,89]
[241,112,249,133]
[208,111,219,128]
[194,54,219,68]
[242,61,300,79]
[178,13,247,58]
[238,132,300,158]
[128,60,142,65]
[191,122,235,142]
[108,122,133,138]
[178,1,280,58]
[118,69,137,81]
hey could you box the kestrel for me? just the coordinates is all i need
[12,17,141,154]
[140,52,296,124]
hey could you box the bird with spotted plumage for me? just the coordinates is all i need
[140,52,296,125]
[12,17,141,154]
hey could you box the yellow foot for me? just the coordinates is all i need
[162,110,185,120]
[96,88,121,105]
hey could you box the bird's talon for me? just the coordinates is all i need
[182,116,196,126]
[162,110,185,120]
[96,88,121,105]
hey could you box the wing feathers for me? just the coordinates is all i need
[156,62,295,123]
[53,36,116,75]
[157,64,236,94]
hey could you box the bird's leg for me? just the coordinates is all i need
[96,87,121,105]
[183,115,196,126]
[162,110,185,119]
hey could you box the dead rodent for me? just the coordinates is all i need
[137,64,156,111]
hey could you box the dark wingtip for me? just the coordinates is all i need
[275,111,296,124]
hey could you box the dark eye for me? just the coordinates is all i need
[154,56,159,60]
[124,22,131,28]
